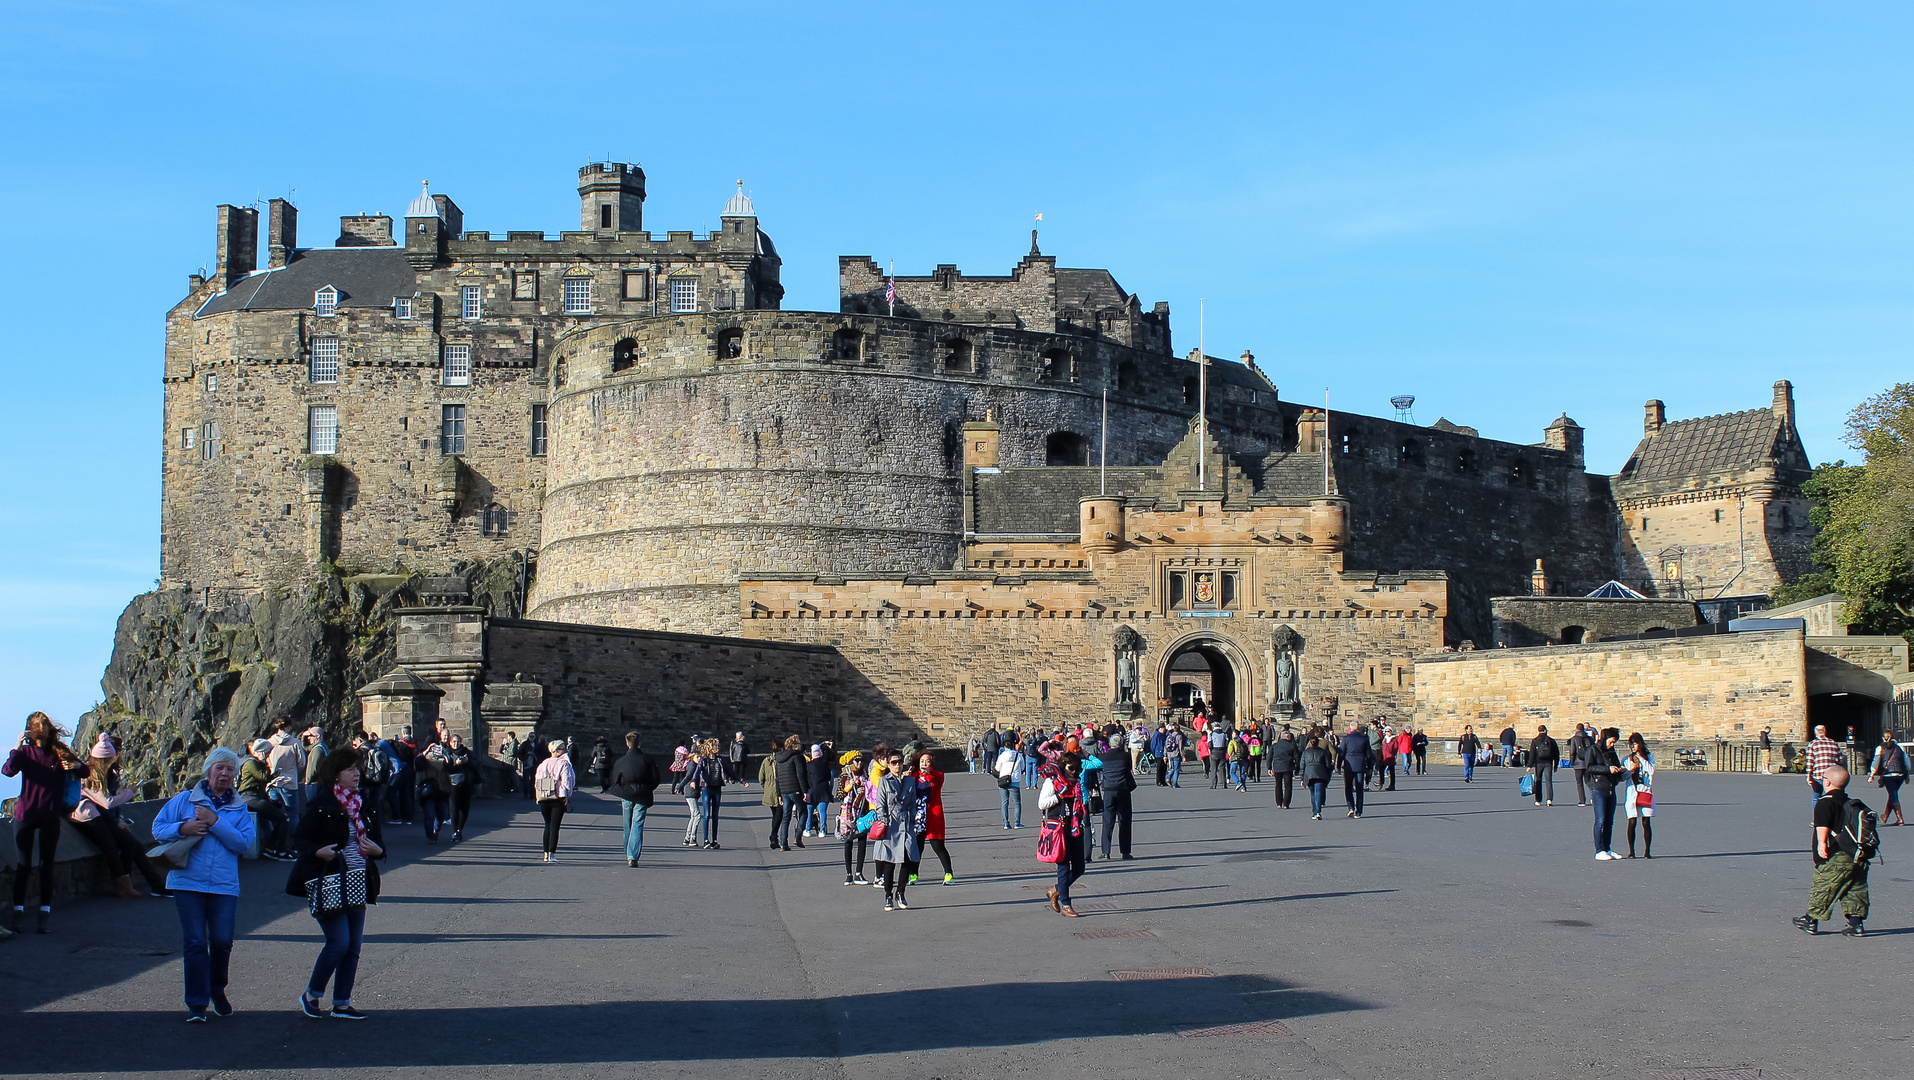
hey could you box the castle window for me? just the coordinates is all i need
[314,286,338,317]
[669,277,697,314]
[181,427,195,451]
[1508,459,1528,487]
[392,296,413,319]
[1221,571,1238,608]
[1046,431,1089,466]
[565,277,595,314]
[307,405,339,455]
[1714,508,1722,524]
[1399,439,1422,468]
[622,271,649,301]
[716,328,745,359]
[941,338,973,371]
[200,421,220,460]
[482,503,510,536]
[1779,505,1793,529]
[833,327,861,361]
[440,404,466,455]
[1340,431,1358,455]
[1183,378,1197,405]
[310,337,340,384]
[530,404,548,456]
[1041,349,1074,382]
[442,344,471,387]
[461,285,482,320]
[1456,449,1473,473]
[1168,571,1188,609]
[611,337,639,373]
[205,373,217,393]
[599,204,613,229]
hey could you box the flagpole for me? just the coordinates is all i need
[1198,299,1207,492]
[1323,387,1331,496]
[1100,389,1108,495]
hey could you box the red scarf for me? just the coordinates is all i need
[333,784,369,850]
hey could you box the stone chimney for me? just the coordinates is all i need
[1644,399,1666,438]
[266,198,297,269]
[214,204,258,292]
[337,215,395,247]
[1772,380,1795,427]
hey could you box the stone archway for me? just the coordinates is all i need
[1156,632,1257,727]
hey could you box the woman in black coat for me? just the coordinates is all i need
[285,747,386,1020]
[444,734,480,842]
[1298,737,1334,820]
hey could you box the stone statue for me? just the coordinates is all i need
[1112,625,1144,703]
[1272,625,1301,705]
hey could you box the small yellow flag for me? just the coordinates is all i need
[1035,212,1043,222]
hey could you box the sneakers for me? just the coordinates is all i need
[908,874,919,885]
[331,1005,369,1020]
[211,994,233,1017]
[541,853,550,863]
[1792,915,1818,935]
[1595,851,1614,861]
[186,1011,208,1023]
[547,855,560,864]
[871,879,884,888]
[300,993,326,1019]
[628,858,639,868]
[942,873,955,885]
[895,895,909,909]
[853,873,870,884]
[1607,851,1622,860]
[883,899,895,912]
[1312,813,1322,820]
[1842,920,1866,938]
[844,876,855,886]
[706,842,721,850]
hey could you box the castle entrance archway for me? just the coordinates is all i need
[1159,632,1252,727]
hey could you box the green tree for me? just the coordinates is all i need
[1776,384,1914,641]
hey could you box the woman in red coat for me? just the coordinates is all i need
[912,750,956,885]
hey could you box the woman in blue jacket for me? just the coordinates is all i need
[150,746,256,1022]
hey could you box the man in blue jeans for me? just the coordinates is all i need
[1164,727,1184,788]
[996,746,1023,827]
[1459,725,1480,783]
[609,731,662,866]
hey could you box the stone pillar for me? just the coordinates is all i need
[479,679,544,750]
[356,668,443,740]
[395,606,486,744]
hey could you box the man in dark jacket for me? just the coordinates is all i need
[1529,725,1560,806]
[1339,725,1373,817]
[728,732,749,784]
[1458,725,1481,783]
[590,736,612,793]
[1411,728,1429,774]
[772,736,807,851]
[1265,729,1299,809]
[1097,727,1138,859]
[609,732,663,867]
[1499,725,1519,767]
[1569,724,1594,805]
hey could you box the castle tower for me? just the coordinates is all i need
[579,162,645,233]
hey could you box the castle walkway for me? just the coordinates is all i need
[2,768,1902,1078]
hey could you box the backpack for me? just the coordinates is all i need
[535,765,560,800]
[362,746,391,785]
[1838,796,1881,861]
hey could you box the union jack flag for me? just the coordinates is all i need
[884,277,896,305]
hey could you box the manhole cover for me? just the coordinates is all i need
[1110,967,1216,981]
[1643,1069,1796,1080]
[1175,1020,1294,1038]
[1075,928,1157,939]
[74,946,173,958]
[1549,919,1594,927]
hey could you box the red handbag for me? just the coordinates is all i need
[867,820,888,840]
[1036,818,1067,863]
[1635,790,1653,808]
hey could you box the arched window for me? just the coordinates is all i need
[611,338,638,373]
[481,504,509,537]
[833,327,861,361]
[942,338,972,371]
[1046,431,1089,466]
[1041,349,1074,382]
[1117,361,1139,393]
[716,328,744,359]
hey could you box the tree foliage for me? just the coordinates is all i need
[1775,384,1914,640]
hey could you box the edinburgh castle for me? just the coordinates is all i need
[121,160,1831,765]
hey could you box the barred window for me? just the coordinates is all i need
[530,403,548,456]
[308,405,339,455]
[563,277,593,314]
[392,295,413,318]
[670,277,698,313]
[461,285,481,320]
[314,286,338,317]
[442,344,470,387]
[310,337,340,383]
[482,504,510,537]
[441,404,466,455]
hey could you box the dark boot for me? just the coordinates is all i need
[1642,820,1653,858]
[37,908,51,934]
[115,875,139,900]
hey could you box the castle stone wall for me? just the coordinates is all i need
[1491,596,1701,647]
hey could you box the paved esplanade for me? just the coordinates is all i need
[4,768,1905,1079]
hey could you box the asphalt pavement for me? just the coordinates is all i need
[3,762,1906,1079]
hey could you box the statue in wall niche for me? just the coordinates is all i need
[1272,624,1301,706]
[1112,625,1145,703]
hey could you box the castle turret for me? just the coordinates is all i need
[579,162,645,233]
[1544,413,1583,464]
[962,418,1000,468]
[405,181,446,270]
[1079,495,1123,556]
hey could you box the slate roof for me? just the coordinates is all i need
[973,467,1162,534]
[1613,407,1809,497]
[197,248,418,317]
[1056,268,1129,313]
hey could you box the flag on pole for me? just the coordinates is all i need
[884,277,896,306]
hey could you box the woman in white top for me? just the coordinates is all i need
[1622,732,1655,859]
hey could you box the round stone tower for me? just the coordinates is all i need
[527,311,1259,635]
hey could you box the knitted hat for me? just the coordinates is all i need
[90,733,117,759]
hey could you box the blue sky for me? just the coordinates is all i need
[2,2,1909,786]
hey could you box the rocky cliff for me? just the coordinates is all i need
[79,558,528,795]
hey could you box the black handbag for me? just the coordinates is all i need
[306,862,368,917]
